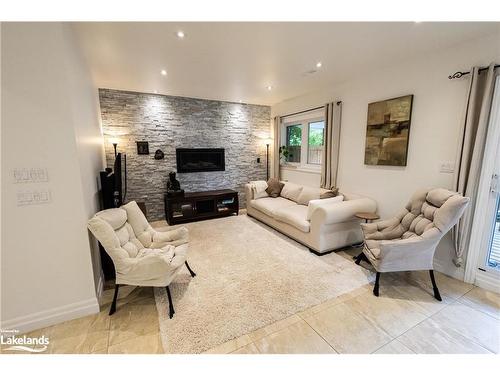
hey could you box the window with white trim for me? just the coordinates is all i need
[281,110,325,168]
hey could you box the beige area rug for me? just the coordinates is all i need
[153,214,374,353]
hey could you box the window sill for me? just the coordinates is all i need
[280,164,321,175]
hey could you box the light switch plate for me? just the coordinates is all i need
[12,168,49,183]
[439,162,455,174]
[17,189,51,206]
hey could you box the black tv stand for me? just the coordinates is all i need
[164,189,238,225]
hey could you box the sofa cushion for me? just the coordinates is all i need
[250,197,296,217]
[250,180,269,199]
[274,205,310,232]
[265,178,285,198]
[280,182,304,203]
[320,187,340,199]
[306,195,344,220]
[297,187,321,205]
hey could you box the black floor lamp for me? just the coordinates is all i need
[265,138,272,180]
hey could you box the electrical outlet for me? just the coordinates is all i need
[439,162,455,174]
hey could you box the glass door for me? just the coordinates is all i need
[482,166,500,273]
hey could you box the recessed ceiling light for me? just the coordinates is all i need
[316,62,322,68]
[153,90,158,94]
[161,69,167,76]
[267,86,272,91]
[176,31,185,39]
[238,100,243,103]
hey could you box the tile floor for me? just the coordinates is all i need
[2,248,499,354]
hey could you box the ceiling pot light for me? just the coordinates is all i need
[267,86,272,91]
[176,31,185,38]
[161,69,167,76]
[316,62,322,68]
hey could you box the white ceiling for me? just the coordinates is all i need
[73,22,499,106]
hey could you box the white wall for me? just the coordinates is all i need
[1,23,105,332]
[272,32,500,278]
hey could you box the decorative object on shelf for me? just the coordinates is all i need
[364,95,413,166]
[136,141,149,155]
[166,171,184,197]
[154,149,164,160]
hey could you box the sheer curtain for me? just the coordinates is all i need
[453,63,499,267]
[320,101,342,189]
[272,116,281,179]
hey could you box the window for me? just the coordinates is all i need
[286,124,302,163]
[281,110,325,168]
[307,121,325,165]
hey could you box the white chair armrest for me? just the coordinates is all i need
[375,229,442,272]
[121,253,175,283]
[152,226,188,247]
[311,197,377,225]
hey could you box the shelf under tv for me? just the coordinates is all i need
[164,189,239,225]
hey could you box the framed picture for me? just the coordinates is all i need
[364,95,413,166]
[136,141,149,155]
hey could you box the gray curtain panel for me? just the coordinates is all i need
[272,116,281,179]
[320,101,342,189]
[453,63,499,267]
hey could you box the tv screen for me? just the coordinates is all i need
[176,148,225,173]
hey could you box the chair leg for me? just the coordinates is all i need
[185,261,196,277]
[109,284,119,316]
[166,285,175,319]
[354,252,367,265]
[429,270,442,301]
[373,272,381,296]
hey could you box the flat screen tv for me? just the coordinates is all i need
[176,148,225,173]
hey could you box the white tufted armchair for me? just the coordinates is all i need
[356,188,469,300]
[87,201,195,318]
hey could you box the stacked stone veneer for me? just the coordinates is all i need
[99,89,271,220]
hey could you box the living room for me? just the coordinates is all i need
[1,1,500,373]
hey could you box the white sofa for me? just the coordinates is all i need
[245,181,377,254]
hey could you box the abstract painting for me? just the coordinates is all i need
[364,95,413,166]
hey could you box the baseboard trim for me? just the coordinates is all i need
[474,271,500,293]
[1,298,99,334]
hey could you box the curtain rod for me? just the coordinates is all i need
[279,101,342,119]
[448,64,500,80]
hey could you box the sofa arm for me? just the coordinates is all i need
[311,197,377,225]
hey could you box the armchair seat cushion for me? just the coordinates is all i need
[274,205,310,233]
[249,197,296,217]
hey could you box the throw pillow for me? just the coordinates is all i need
[265,178,284,198]
[297,187,321,205]
[280,182,304,203]
[320,187,339,199]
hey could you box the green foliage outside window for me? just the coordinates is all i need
[286,125,302,146]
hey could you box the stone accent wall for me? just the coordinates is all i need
[99,89,271,220]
